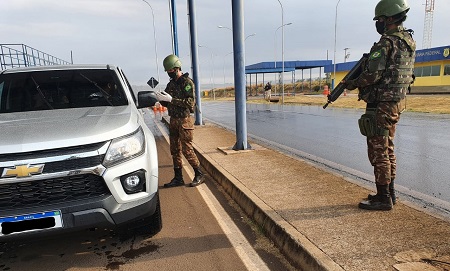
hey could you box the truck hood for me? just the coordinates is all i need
[0,106,140,154]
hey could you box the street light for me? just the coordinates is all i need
[199,45,216,100]
[245,33,256,41]
[223,51,233,87]
[332,0,342,90]
[275,0,287,104]
[141,0,160,91]
[217,25,232,31]
[274,22,292,97]
[344,47,350,62]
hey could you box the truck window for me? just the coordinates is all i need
[0,69,128,113]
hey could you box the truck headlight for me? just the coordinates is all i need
[103,127,145,167]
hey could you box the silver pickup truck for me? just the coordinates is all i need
[0,64,160,240]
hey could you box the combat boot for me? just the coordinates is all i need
[359,184,393,211]
[367,180,397,205]
[164,168,185,188]
[389,180,396,205]
[190,168,204,187]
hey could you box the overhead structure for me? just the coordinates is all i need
[422,0,435,49]
[0,44,71,70]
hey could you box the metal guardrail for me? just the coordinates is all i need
[0,44,71,70]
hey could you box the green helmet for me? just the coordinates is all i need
[373,0,410,20]
[163,54,182,71]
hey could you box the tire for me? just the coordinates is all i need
[146,193,163,236]
[117,193,162,240]
[132,193,162,238]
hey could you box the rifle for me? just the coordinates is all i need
[323,53,368,109]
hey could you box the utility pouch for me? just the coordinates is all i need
[358,108,377,137]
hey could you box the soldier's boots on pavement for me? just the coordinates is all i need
[359,184,393,211]
[190,168,204,187]
[164,167,185,188]
[367,180,396,205]
[163,167,205,188]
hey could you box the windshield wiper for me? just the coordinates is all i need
[79,73,114,106]
[30,76,54,109]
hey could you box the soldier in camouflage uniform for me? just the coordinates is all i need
[345,0,415,210]
[155,54,204,188]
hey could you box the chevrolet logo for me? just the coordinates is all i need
[2,164,45,178]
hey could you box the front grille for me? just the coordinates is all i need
[0,141,108,162]
[0,174,110,210]
[42,155,105,173]
[0,155,104,177]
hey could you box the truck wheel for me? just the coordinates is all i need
[146,193,163,236]
[133,193,162,237]
[117,193,162,240]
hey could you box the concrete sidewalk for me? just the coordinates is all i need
[190,122,450,271]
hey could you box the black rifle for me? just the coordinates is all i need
[323,53,368,109]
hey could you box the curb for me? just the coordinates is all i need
[193,142,344,271]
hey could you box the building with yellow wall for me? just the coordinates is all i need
[325,45,450,93]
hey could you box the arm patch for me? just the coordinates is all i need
[370,50,382,60]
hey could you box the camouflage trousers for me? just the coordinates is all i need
[169,116,200,169]
[366,101,402,185]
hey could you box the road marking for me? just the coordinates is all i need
[151,112,270,271]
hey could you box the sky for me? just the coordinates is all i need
[1,0,449,89]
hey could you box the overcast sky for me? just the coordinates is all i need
[2,0,449,89]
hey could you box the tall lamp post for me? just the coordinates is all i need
[218,25,232,31]
[332,0,342,90]
[218,26,256,94]
[276,0,286,104]
[245,33,256,41]
[223,51,233,87]
[141,0,160,91]
[344,47,350,62]
[199,45,216,100]
[274,22,292,97]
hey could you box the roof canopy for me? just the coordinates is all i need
[245,60,332,74]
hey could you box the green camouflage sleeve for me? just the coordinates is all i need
[353,38,391,88]
[171,77,195,110]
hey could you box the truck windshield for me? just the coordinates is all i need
[0,69,128,113]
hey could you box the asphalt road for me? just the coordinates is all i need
[200,101,450,213]
[0,112,295,271]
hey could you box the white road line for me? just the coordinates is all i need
[151,113,270,271]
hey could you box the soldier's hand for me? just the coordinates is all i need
[342,79,357,90]
[155,91,172,103]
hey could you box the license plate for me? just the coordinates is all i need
[0,211,63,236]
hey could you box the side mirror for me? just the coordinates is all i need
[137,91,158,108]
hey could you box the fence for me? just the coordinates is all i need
[0,44,71,70]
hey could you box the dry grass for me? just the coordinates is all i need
[205,93,450,114]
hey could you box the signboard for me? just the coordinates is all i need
[147,77,159,88]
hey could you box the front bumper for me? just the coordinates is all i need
[0,191,159,241]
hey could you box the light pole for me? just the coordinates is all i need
[218,26,256,93]
[223,51,233,87]
[222,51,233,97]
[245,33,256,41]
[344,47,350,62]
[274,22,292,97]
[141,0,160,91]
[218,26,255,42]
[332,0,342,90]
[199,45,216,100]
[275,0,286,104]
[217,25,232,31]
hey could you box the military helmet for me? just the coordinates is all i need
[163,54,182,71]
[373,0,410,20]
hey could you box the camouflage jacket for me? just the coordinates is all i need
[350,25,416,103]
[162,73,195,118]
